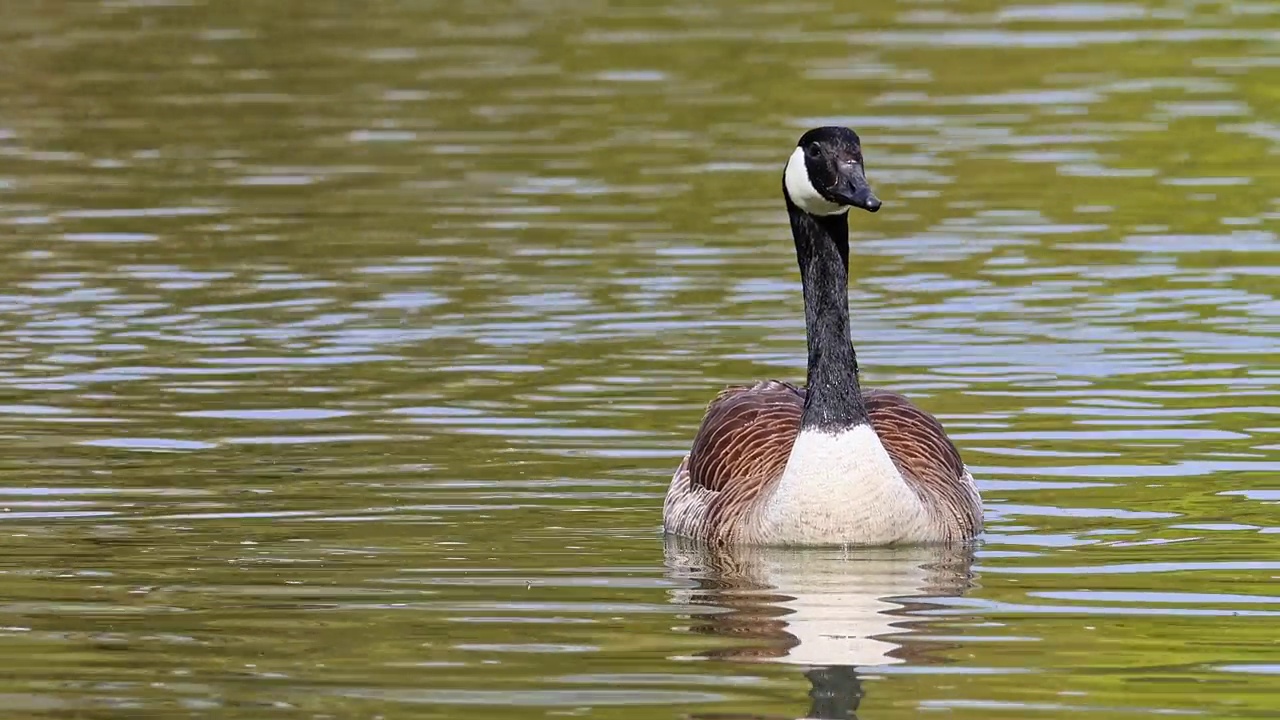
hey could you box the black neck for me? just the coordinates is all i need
[785,197,869,431]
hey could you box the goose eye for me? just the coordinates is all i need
[804,143,822,159]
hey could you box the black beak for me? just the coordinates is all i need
[830,162,881,213]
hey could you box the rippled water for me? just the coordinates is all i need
[1,0,1278,717]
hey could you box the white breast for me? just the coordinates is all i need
[754,424,936,546]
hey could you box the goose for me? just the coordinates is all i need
[663,126,982,547]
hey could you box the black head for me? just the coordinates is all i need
[783,126,881,216]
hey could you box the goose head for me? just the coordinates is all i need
[783,126,882,217]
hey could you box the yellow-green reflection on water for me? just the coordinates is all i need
[1,0,1277,717]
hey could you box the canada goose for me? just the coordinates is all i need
[664,126,982,547]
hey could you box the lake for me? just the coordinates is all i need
[1,0,1277,717]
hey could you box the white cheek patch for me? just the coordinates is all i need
[783,146,848,216]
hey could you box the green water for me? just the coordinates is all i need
[1,0,1278,717]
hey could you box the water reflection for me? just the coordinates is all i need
[666,538,976,719]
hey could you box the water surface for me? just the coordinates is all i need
[1,0,1278,717]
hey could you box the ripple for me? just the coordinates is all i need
[179,408,353,420]
[60,232,157,243]
[1216,664,1280,675]
[329,688,726,707]
[78,438,218,451]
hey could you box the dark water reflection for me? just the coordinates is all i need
[1,0,1278,717]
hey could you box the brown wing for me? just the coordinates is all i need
[664,380,805,543]
[686,379,805,494]
[862,389,964,482]
[863,388,983,539]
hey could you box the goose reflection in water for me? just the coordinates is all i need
[664,537,977,719]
